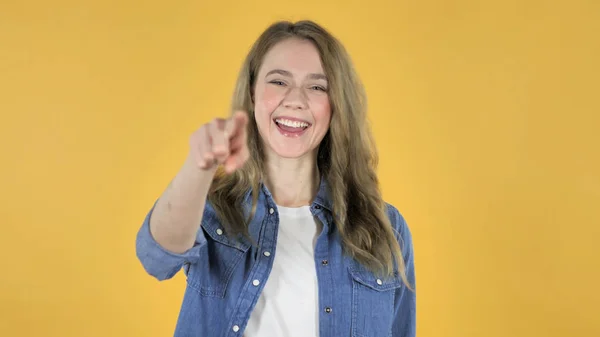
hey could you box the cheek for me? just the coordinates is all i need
[313,97,332,129]
[256,85,282,113]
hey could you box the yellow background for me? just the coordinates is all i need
[1,0,598,336]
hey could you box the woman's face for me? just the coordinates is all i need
[253,38,332,160]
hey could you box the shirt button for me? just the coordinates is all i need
[216,228,223,235]
[252,279,260,286]
[376,279,383,285]
[321,260,328,266]
[325,307,332,313]
[232,325,240,332]
[263,251,271,257]
[269,208,274,214]
[315,205,321,209]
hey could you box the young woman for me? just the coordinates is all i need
[136,20,416,337]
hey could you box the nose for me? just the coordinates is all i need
[282,86,308,110]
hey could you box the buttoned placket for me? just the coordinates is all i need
[312,204,335,337]
[226,204,279,336]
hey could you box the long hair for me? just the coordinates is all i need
[208,20,411,287]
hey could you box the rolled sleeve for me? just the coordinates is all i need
[135,201,206,281]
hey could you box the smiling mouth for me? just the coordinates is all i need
[274,117,310,129]
[273,117,311,136]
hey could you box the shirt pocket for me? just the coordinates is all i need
[185,221,250,299]
[348,263,403,337]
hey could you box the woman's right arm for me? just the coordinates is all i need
[136,111,249,280]
[148,156,217,254]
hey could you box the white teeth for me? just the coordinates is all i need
[275,118,309,128]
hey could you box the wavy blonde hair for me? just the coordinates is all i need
[208,20,410,286]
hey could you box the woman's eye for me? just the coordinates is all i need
[311,85,327,92]
[270,80,285,86]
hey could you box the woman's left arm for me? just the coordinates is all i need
[387,204,416,337]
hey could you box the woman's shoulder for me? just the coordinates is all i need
[383,202,413,242]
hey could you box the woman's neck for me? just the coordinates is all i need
[264,152,320,208]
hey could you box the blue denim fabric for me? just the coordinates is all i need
[136,178,416,337]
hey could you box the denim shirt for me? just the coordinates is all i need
[135,179,416,337]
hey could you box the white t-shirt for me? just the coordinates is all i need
[244,204,322,337]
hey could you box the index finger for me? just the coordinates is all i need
[225,110,249,139]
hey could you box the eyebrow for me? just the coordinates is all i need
[265,69,327,81]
